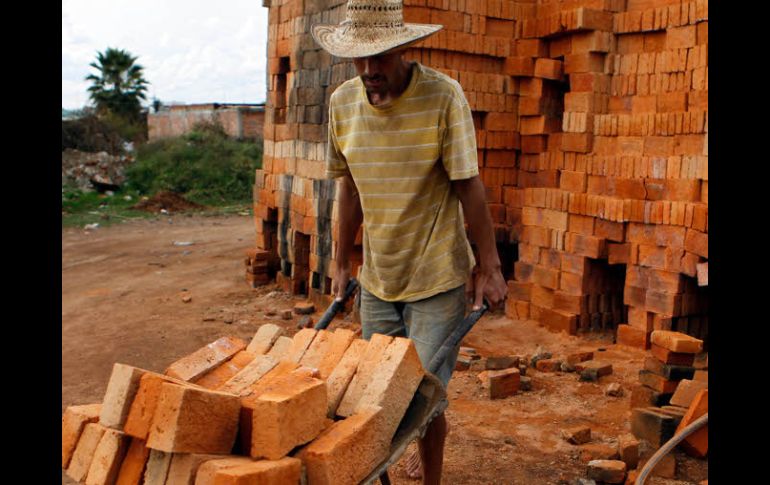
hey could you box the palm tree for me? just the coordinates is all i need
[86,48,149,122]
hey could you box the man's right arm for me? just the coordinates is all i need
[333,173,363,300]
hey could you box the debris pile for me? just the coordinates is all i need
[131,191,205,214]
[62,148,134,192]
[62,323,427,485]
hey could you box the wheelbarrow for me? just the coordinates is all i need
[315,278,489,485]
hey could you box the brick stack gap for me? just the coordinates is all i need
[62,323,428,484]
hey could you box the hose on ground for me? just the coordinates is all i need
[635,412,708,485]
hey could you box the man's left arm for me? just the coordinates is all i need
[452,176,508,311]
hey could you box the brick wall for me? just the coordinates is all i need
[254,0,708,346]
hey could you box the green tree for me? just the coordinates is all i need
[86,48,149,122]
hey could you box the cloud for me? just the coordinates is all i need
[62,0,269,109]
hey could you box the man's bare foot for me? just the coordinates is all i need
[405,447,423,479]
[405,420,450,480]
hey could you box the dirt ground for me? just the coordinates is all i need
[62,214,708,484]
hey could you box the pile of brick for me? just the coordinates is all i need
[629,330,707,458]
[62,324,426,485]
[254,0,708,351]
[244,248,273,288]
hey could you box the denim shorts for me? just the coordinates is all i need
[357,284,467,389]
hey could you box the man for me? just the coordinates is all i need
[312,1,507,483]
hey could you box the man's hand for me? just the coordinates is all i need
[473,265,507,311]
[332,260,352,302]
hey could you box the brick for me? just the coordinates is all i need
[193,350,256,390]
[533,265,560,289]
[312,328,356,379]
[651,343,695,366]
[643,356,695,380]
[627,306,653,331]
[568,214,595,236]
[631,407,677,448]
[193,457,257,485]
[507,281,532,301]
[666,25,696,49]
[67,423,108,482]
[566,352,594,365]
[483,367,520,398]
[124,373,182,440]
[575,360,613,377]
[562,425,591,444]
[114,438,150,485]
[246,373,327,459]
[350,337,425,438]
[561,132,594,152]
[651,330,703,353]
[595,219,624,242]
[638,370,679,393]
[566,232,606,259]
[553,291,587,314]
[299,329,335,369]
[246,324,285,354]
[218,354,279,396]
[580,443,620,462]
[100,363,146,429]
[670,379,708,408]
[587,460,627,484]
[560,271,588,296]
[336,333,393,417]
[266,336,294,359]
[540,307,578,334]
[163,453,223,485]
[285,328,319,362]
[85,428,130,485]
[534,58,564,80]
[616,324,650,349]
[503,56,534,76]
[536,359,562,372]
[297,407,391,485]
[685,229,708,258]
[208,457,303,484]
[62,403,101,468]
[630,384,672,408]
[486,355,520,370]
[694,370,708,382]
[146,383,241,454]
[608,243,631,264]
[142,449,172,485]
[675,389,708,457]
[165,336,247,382]
[564,53,606,73]
[617,434,639,469]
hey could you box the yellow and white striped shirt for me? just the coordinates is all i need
[326,62,478,302]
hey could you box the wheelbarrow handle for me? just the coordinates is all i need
[314,278,359,330]
[426,301,489,375]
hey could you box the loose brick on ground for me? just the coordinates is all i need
[297,407,391,485]
[650,330,703,353]
[62,403,101,468]
[326,339,368,418]
[165,336,247,382]
[246,323,285,355]
[100,363,147,429]
[482,367,520,399]
[586,459,627,483]
[629,384,672,408]
[670,378,708,408]
[638,451,676,478]
[575,360,613,377]
[561,425,591,444]
[67,423,108,482]
[247,373,327,459]
[617,433,639,469]
[535,358,562,372]
[114,438,150,485]
[579,443,620,462]
[631,407,677,448]
[294,301,315,315]
[336,333,394,417]
[85,428,130,485]
[643,356,695,380]
[146,382,241,454]
[566,351,593,365]
[485,355,520,370]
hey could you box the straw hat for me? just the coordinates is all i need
[312,0,443,58]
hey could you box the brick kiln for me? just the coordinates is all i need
[251,0,708,349]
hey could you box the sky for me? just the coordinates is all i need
[62,0,269,110]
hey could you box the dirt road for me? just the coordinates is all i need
[62,215,707,484]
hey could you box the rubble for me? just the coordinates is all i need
[605,383,623,397]
[561,426,591,445]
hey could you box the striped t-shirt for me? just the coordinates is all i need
[326,62,479,302]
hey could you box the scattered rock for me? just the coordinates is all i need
[561,426,591,445]
[586,459,626,484]
[561,361,577,372]
[617,434,639,469]
[172,241,194,246]
[293,302,315,315]
[84,223,100,230]
[606,383,624,397]
[265,309,277,317]
[181,294,192,303]
[297,315,314,329]
[280,309,293,320]
[223,316,234,324]
[519,376,532,391]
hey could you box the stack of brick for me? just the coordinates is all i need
[630,330,707,453]
[62,324,426,485]
[255,0,708,348]
[244,248,274,288]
